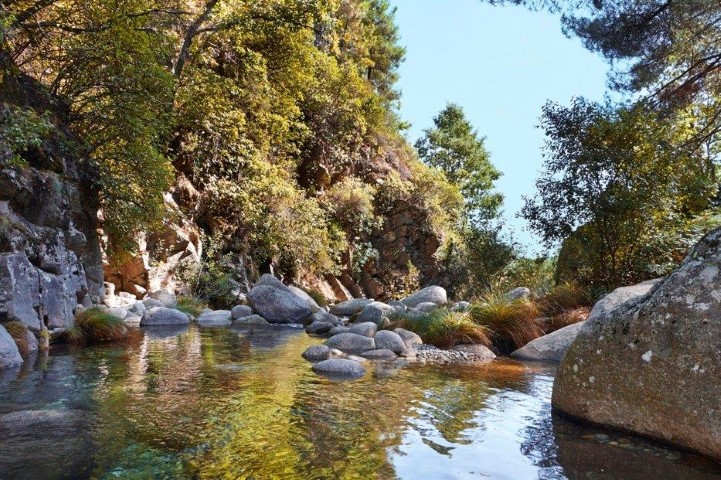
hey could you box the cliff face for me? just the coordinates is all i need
[0,62,103,332]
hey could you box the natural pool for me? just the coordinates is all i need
[0,325,719,480]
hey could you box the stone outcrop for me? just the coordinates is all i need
[552,228,721,461]
[511,322,586,362]
[0,65,102,335]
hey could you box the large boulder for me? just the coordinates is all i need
[394,328,423,349]
[288,285,321,313]
[511,322,585,362]
[302,344,330,361]
[587,278,661,321]
[552,228,721,461]
[505,287,531,301]
[356,301,395,325]
[329,298,374,316]
[197,310,232,327]
[140,307,190,326]
[348,322,377,338]
[374,330,406,354]
[308,311,343,326]
[149,290,177,308]
[247,284,312,324]
[0,325,23,369]
[311,358,366,379]
[325,332,375,353]
[231,304,253,320]
[401,286,447,308]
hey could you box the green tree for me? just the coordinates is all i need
[522,98,716,291]
[415,103,503,225]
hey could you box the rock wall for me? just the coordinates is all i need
[0,61,102,332]
[552,227,721,461]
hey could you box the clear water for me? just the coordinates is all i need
[0,325,719,480]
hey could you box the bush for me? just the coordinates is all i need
[3,321,31,356]
[387,308,491,349]
[470,294,544,353]
[301,288,328,308]
[175,296,207,317]
[536,283,591,317]
[62,308,127,344]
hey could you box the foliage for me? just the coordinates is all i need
[415,103,503,225]
[175,296,208,318]
[490,256,556,295]
[63,308,127,344]
[470,294,543,353]
[184,239,240,310]
[301,288,328,308]
[536,283,591,317]
[522,99,717,291]
[3,321,31,356]
[387,308,491,349]
[0,106,53,167]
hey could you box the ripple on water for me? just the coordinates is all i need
[0,325,718,480]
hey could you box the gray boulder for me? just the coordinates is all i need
[349,322,377,337]
[140,307,190,326]
[328,326,350,336]
[254,273,291,291]
[360,349,398,360]
[123,314,142,327]
[552,228,721,461]
[197,310,232,327]
[233,314,269,326]
[505,287,531,301]
[374,330,406,354]
[129,301,145,316]
[143,298,165,309]
[106,307,128,320]
[356,301,395,325]
[302,344,330,361]
[247,284,312,324]
[149,290,177,308]
[452,344,496,359]
[288,285,321,313]
[511,322,585,362]
[401,286,447,308]
[0,325,23,369]
[325,333,375,353]
[587,278,661,321]
[306,321,334,336]
[308,311,343,326]
[394,328,423,349]
[415,302,438,313]
[311,358,366,379]
[329,298,374,316]
[231,305,254,320]
[388,300,406,312]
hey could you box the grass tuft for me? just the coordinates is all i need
[175,296,207,317]
[387,308,491,349]
[62,307,127,344]
[3,321,30,356]
[470,293,544,353]
[545,307,590,333]
[536,283,591,317]
[302,288,328,308]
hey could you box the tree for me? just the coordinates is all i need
[522,98,716,291]
[415,103,503,225]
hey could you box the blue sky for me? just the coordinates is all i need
[391,0,610,254]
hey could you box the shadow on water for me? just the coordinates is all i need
[0,325,718,480]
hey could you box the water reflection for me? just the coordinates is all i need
[0,326,718,480]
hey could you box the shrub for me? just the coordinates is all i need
[302,288,328,308]
[3,321,31,356]
[62,308,127,344]
[470,294,544,353]
[387,308,491,349]
[536,283,592,317]
[175,296,207,317]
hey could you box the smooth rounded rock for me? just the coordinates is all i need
[360,349,398,360]
[511,322,584,362]
[356,302,395,325]
[302,344,330,361]
[394,328,423,349]
[451,301,472,312]
[311,358,366,379]
[142,298,165,309]
[415,302,438,313]
[401,286,447,308]
[452,344,496,359]
[329,298,374,316]
[197,310,232,327]
[140,307,190,326]
[505,287,531,301]
[247,284,312,324]
[325,332,375,353]
[348,322,377,337]
[328,326,350,336]
[374,330,406,354]
[231,305,254,320]
[149,290,177,308]
[0,325,23,369]
[288,285,321,313]
[233,314,270,326]
[306,321,334,336]
[308,311,343,326]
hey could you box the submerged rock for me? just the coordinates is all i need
[552,228,721,461]
[311,358,366,379]
[401,286,447,308]
[511,322,585,362]
[197,310,232,327]
[140,307,190,326]
[360,349,398,360]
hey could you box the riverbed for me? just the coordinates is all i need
[0,325,719,479]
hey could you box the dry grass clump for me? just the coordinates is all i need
[387,308,491,349]
[545,307,590,334]
[536,284,591,317]
[175,296,207,317]
[62,307,127,344]
[470,293,544,353]
[3,321,31,356]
